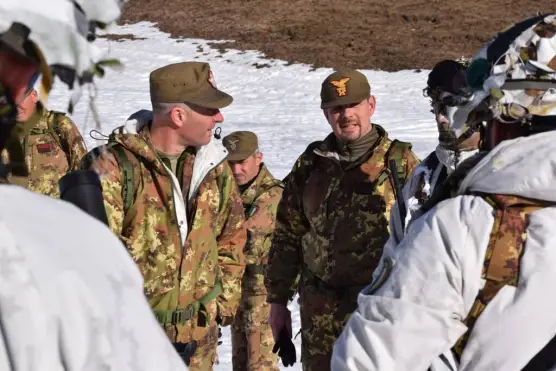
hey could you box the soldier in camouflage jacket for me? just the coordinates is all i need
[84,62,247,371]
[265,69,419,371]
[1,88,87,196]
[223,131,283,371]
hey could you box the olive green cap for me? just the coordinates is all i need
[223,131,259,161]
[149,61,233,109]
[320,69,371,109]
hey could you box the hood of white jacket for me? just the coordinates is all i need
[458,131,556,202]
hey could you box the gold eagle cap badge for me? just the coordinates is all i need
[330,77,350,97]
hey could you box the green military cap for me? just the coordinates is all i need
[320,69,371,109]
[223,131,259,161]
[149,61,233,109]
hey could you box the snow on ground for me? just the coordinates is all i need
[45,21,439,370]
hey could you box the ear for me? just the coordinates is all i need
[367,96,376,117]
[30,90,39,104]
[255,151,263,165]
[169,106,187,128]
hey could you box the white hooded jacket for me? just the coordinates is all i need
[0,185,188,371]
[331,130,556,371]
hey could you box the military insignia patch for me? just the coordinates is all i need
[207,69,217,89]
[330,77,350,97]
[36,143,53,153]
[227,139,238,151]
[364,257,393,295]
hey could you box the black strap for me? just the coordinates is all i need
[522,333,556,371]
[388,158,406,230]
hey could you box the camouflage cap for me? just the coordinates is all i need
[320,70,371,109]
[223,131,259,161]
[149,61,233,109]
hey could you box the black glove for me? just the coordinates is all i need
[272,326,296,367]
[174,341,198,366]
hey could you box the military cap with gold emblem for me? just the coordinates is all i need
[223,131,259,161]
[320,69,371,109]
[149,61,233,109]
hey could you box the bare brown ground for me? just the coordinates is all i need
[119,1,553,71]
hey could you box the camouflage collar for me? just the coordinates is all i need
[111,124,166,174]
[112,110,229,180]
[313,124,388,163]
[241,164,274,205]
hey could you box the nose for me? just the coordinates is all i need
[230,162,242,174]
[436,112,450,126]
[213,111,224,123]
[340,106,355,119]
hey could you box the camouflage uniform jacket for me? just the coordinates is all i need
[1,107,87,197]
[86,116,246,344]
[240,164,284,296]
[265,124,419,305]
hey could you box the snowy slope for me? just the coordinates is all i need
[44,21,439,370]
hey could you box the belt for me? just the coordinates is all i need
[154,304,195,325]
[154,270,224,327]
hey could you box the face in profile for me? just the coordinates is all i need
[16,89,39,122]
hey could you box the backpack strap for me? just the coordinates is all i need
[49,111,67,152]
[452,193,556,359]
[112,146,136,214]
[372,139,413,192]
[81,142,138,215]
[387,139,413,183]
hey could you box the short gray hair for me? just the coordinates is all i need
[151,101,190,115]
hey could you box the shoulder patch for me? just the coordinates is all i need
[247,205,259,218]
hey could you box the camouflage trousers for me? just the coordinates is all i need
[299,282,360,371]
[184,325,219,371]
[231,294,279,371]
